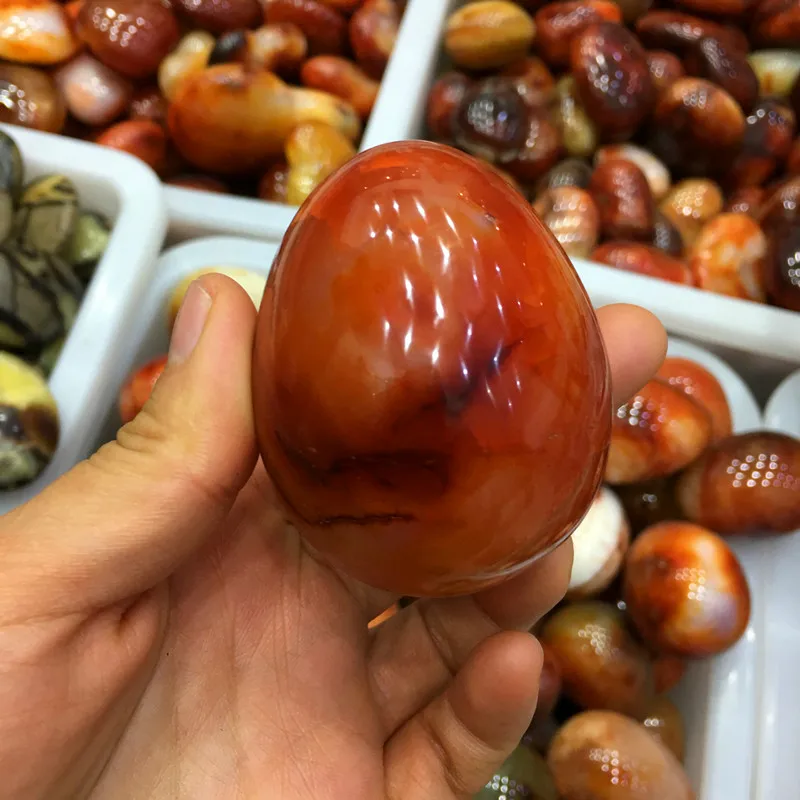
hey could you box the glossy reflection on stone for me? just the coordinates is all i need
[252,141,612,597]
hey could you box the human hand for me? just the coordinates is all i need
[0,275,666,799]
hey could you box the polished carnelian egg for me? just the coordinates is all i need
[252,141,611,597]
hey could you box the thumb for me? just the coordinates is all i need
[0,274,259,617]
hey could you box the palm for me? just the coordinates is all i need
[85,455,576,800]
[93,467,388,799]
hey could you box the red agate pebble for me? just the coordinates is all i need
[656,356,733,442]
[623,521,751,657]
[252,140,612,597]
[677,431,800,535]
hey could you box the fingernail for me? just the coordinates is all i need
[169,281,212,366]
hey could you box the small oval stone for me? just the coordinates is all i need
[426,71,473,141]
[532,186,600,258]
[0,351,60,489]
[762,219,800,310]
[444,0,536,72]
[652,210,685,256]
[729,98,796,189]
[751,0,800,48]
[0,64,66,133]
[659,178,724,247]
[636,10,749,54]
[506,111,563,183]
[595,143,670,200]
[684,36,759,113]
[589,158,655,240]
[0,0,80,65]
[650,78,746,177]
[689,212,768,301]
[646,49,685,94]
[591,242,693,284]
[553,75,599,158]
[63,212,112,284]
[0,243,83,360]
[678,430,800,535]
[571,21,655,139]
[77,0,181,79]
[453,77,530,164]
[540,601,655,718]
[624,521,751,657]
[54,53,133,127]
[748,49,800,97]
[172,0,261,34]
[501,56,557,109]
[12,175,79,255]
[535,0,623,68]
[549,710,693,800]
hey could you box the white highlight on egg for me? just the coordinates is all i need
[568,485,629,597]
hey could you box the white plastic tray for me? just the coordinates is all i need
[93,235,765,800]
[0,124,167,513]
[164,0,438,244]
[662,338,763,800]
[755,372,800,800]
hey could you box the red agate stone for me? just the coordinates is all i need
[252,140,611,597]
